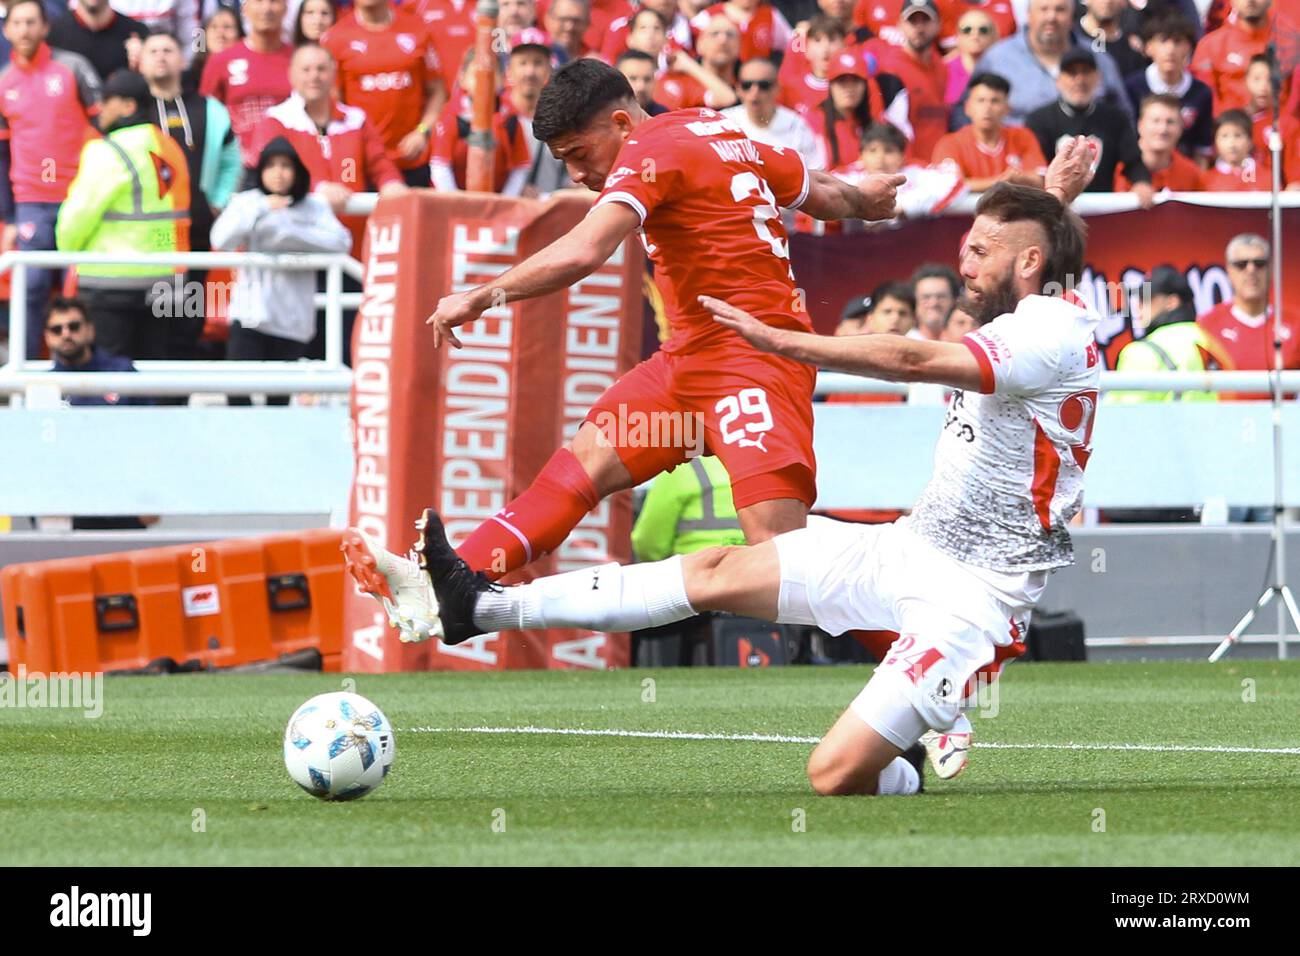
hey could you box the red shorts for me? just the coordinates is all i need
[584,344,818,510]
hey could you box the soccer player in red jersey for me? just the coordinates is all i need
[200,0,293,168]
[342,57,903,626]
[322,0,448,187]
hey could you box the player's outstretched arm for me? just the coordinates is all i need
[799,170,906,222]
[701,295,985,392]
[427,201,640,348]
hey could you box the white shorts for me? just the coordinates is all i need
[773,517,1035,745]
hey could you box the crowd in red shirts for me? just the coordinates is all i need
[0,0,1296,372]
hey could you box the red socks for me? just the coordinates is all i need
[455,448,600,580]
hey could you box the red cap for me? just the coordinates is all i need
[512,27,553,51]
[829,50,868,82]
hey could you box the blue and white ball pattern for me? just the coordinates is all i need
[284,692,395,800]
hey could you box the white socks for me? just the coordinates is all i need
[876,756,921,796]
[473,556,697,633]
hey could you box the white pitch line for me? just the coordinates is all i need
[403,725,1300,756]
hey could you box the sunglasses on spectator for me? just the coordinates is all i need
[1229,258,1268,271]
[960,24,993,35]
[45,320,84,335]
[740,79,775,91]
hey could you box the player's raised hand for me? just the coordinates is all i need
[427,290,485,349]
[1044,136,1096,205]
[856,173,907,221]
[699,296,787,354]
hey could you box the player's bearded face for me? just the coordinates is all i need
[957,271,1019,326]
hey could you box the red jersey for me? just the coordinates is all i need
[806,107,870,169]
[0,44,99,205]
[536,0,633,53]
[200,40,293,167]
[1251,112,1300,182]
[415,0,475,84]
[321,10,443,171]
[1202,156,1269,191]
[654,71,727,111]
[254,94,403,192]
[869,40,949,161]
[1115,150,1203,192]
[1197,301,1300,394]
[936,0,1016,49]
[600,10,693,64]
[430,102,532,192]
[593,109,811,353]
[1191,17,1269,113]
[691,3,791,61]
[931,125,1046,180]
[778,68,832,118]
[254,94,404,252]
[853,0,905,47]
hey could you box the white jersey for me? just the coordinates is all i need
[902,293,1102,574]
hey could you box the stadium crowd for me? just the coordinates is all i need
[0,0,1296,377]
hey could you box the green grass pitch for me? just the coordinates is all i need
[3,661,1298,866]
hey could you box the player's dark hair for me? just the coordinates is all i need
[1139,13,1197,47]
[975,182,1088,295]
[1138,92,1184,122]
[1247,52,1272,71]
[861,121,907,154]
[1213,109,1252,139]
[868,280,915,316]
[910,263,961,298]
[967,71,1010,97]
[533,58,638,143]
[806,13,847,42]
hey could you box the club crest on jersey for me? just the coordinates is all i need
[350,39,368,53]
[229,58,249,86]
[396,33,416,54]
[45,75,64,97]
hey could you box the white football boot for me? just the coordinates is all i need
[919,712,972,780]
[340,527,444,643]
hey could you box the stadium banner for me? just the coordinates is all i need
[790,200,1300,365]
[343,192,644,673]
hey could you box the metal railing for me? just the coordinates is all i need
[815,370,1300,398]
[0,250,364,393]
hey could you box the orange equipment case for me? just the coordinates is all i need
[1,529,346,674]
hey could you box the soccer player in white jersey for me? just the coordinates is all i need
[348,138,1098,797]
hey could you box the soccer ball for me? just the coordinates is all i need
[284,692,396,800]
